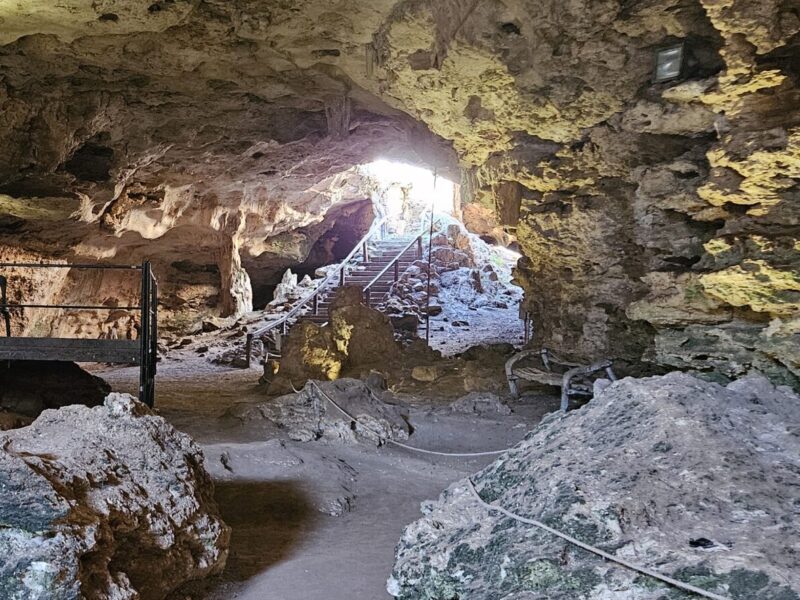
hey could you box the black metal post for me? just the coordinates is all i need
[150,275,158,406]
[245,333,253,368]
[0,275,11,338]
[139,261,150,405]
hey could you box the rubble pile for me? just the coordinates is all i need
[230,378,410,445]
[381,218,520,336]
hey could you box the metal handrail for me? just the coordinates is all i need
[0,261,159,407]
[0,263,143,270]
[362,232,425,307]
[244,215,388,365]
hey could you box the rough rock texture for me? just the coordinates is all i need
[503,2,800,384]
[383,217,520,332]
[0,393,229,599]
[0,410,32,431]
[0,360,111,417]
[231,378,410,445]
[0,1,797,382]
[269,286,400,393]
[449,391,511,416]
[389,372,800,599]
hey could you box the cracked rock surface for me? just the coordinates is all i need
[0,393,230,600]
[0,0,797,384]
[389,372,800,599]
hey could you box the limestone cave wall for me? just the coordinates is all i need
[0,0,797,383]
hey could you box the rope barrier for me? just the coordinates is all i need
[466,479,732,600]
[304,380,508,457]
[299,379,734,600]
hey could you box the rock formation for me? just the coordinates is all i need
[0,1,796,384]
[383,216,519,331]
[389,372,800,599]
[0,393,230,599]
[267,286,400,393]
[230,378,410,445]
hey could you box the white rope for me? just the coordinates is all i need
[466,478,733,600]
[305,381,508,457]
[302,380,733,599]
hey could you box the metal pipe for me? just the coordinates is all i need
[4,304,141,310]
[425,174,436,345]
[245,333,253,367]
[0,263,142,270]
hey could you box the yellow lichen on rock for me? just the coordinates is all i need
[377,6,624,166]
[698,129,800,214]
[627,272,731,326]
[700,260,800,317]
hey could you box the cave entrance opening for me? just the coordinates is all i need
[359,159,459,235]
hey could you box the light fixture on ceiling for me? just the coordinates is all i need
[653,43,685,83]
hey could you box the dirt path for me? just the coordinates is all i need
[95,357,554,600]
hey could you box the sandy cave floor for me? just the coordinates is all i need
[92,356,556,600]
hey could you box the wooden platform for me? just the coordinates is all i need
[0,337,141,364]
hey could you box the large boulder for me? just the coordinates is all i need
[271,320,345,393]
[330,286,401,369]
[389,372,800,599]
[0,393,230,599]
[269,286,400,393]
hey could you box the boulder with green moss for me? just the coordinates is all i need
[389,372,800,599]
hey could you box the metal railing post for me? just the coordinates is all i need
[394,260,399,282]
[363,241,368,263]
[313,293,319,315]
[416,236,422,258]
[0,275,10,337]
[245,333,253,367]
[139,261,150,405]
[364,289,371,307]
[149,274,158,406]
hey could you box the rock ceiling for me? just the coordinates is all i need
[0,0,798,384]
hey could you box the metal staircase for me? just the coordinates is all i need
[243,217,428,366]
[304,236,419,325]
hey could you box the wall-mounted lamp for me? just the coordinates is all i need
[653,43,685,83]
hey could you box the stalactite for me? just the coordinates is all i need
[324,96,352,139]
